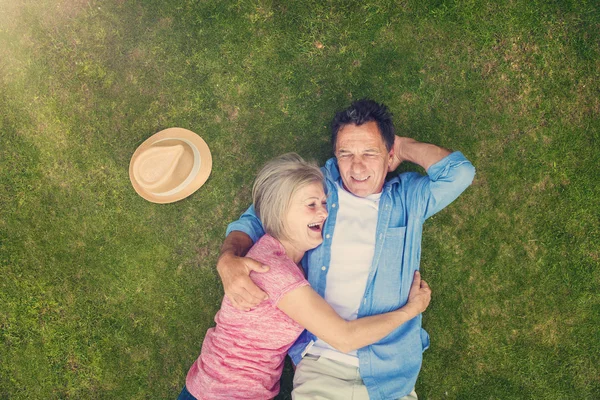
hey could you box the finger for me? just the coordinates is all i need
[228,294,251,311]
[242,281,269,301]
[236,293,263,311]
[237,286,268,306]
[420,279,430,290]
[246,259,270,273]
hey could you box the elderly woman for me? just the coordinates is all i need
[179,153,431,399]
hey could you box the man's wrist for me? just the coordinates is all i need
[395,137,417,163]
[216,250,236,272]
[218,248,236,259]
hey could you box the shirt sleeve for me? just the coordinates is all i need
[250,252,309,305]
[225,205,266,243]
[402,151,476,220]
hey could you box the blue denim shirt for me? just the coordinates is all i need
[226,151,475,399]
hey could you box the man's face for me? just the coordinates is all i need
[335,121,393,197]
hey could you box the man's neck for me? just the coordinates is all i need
[339,181,383,199]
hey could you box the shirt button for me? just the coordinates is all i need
[321,266,326,271]
[326,234,331,239]
[332,203,336,208]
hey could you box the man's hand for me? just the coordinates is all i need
[405,271,431,316]
[216,252,269,311]
[388,135,404,172]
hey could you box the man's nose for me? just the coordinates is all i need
[351,157,365,171]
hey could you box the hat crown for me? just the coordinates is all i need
[135,144,185,189]
[132,138,200,196]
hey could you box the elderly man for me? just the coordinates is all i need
[216,99,475,399]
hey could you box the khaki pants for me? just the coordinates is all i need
[292,355,418,400]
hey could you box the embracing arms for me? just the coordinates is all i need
[278,270,431,353]
[218,232,431,351]
[217,231,431,351]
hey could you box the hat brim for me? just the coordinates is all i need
[129,127,212,204]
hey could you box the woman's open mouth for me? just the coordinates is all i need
[308,222,322,232]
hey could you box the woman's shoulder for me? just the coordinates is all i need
[247,235,289,266]
[247,235,306,290]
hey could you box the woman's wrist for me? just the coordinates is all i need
[400,303,419,320]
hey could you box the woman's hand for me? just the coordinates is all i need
[404,271,432,317]
[278,270,432,353]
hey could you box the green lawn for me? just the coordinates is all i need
[1,0,599,399]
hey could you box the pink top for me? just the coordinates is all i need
[185,235,309,399]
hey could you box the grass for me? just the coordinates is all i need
[1,0,599,398]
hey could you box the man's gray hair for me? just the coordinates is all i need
[252,153,324,242]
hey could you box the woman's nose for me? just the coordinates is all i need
[318,205,328,219]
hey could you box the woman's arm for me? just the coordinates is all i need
[277,271,431,353]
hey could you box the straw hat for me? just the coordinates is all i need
[129,127,212,203]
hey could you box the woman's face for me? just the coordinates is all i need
[283,181,328,256]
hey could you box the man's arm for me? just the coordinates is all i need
[389,136,476,219]
[217,207,270,311]
[389,136,451,172]
[217,232,269,311]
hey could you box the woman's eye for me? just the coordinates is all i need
[307,203,316,208]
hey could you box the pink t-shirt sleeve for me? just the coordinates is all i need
[248,236,309,305]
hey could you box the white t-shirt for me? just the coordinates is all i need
[308,183,381,366]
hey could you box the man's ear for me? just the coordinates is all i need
[388,147,395,165]
[387,145,401,172]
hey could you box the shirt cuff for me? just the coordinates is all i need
[427,151,473,181]
[225,219,265,243]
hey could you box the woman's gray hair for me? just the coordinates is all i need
[252,153,324,241]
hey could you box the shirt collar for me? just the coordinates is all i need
[324,157,341,183]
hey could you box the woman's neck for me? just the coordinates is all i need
[278,239,305,264]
